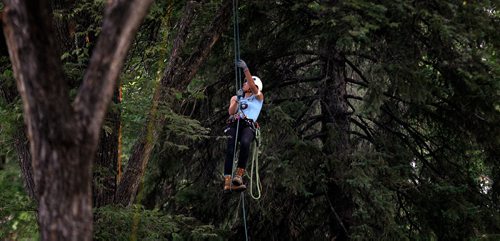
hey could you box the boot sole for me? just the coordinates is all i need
[231,185,247,192]
[223,185,246,194]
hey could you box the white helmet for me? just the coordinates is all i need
[252,76,263,91]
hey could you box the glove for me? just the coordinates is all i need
[236,59,248,70]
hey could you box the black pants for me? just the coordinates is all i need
[224,121,255,175]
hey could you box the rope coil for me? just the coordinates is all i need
[249,128,262,200]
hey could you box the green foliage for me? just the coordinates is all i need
[0,57,22,163]
[120,73,156,160]
[0,161,38,240]
[94,205,226,241]
[61,0,104,64]
[162,104,211,150]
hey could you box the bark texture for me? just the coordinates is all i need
[1,0,152,240]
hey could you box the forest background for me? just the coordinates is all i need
[0,0,499,240]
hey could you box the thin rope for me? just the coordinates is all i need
[241,192,249,240]
[233,0,242,92]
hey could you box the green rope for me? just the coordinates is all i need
[249,128,262,200]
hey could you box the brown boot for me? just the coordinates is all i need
[232,168,247,192]
[223,175,232,194]
[223,175,246,193]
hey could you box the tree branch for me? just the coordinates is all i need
[74,0,154,141]
[345,94,363,101]
[268,76,325,91]
[349,117,375,144]
[344,57,370,85]
[170,0,233,90]
[346,77,368,88]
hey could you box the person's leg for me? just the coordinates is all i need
[233,125,255,187]
[223,122,248,192]
[223,125,237,193]
[237,126,255,169]
[224,125,237,176]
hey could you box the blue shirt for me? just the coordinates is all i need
[238,94,263,121]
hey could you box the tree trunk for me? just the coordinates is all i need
[92,88,121,207]
[115,0,199,206]
[0,153,4,170]
[2,1,152,240]
[51,0,122,208]
[13,129,36,200]
[116,0,232,206]
[321,47,354,240]
[321,46,350,155]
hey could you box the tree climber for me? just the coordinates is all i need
[224,59,264,193]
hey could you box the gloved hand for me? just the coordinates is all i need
[236,59,248,70]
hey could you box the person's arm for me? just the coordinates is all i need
[237,60,264,101]
[228,95,239,115]
[243,68,259,95]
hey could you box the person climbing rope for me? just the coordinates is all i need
[223,59,264,193]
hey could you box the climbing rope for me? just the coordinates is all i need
[232,0,242,91]
[230,0,242,182]
[230,0,250,241]
[229,0,242,193]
